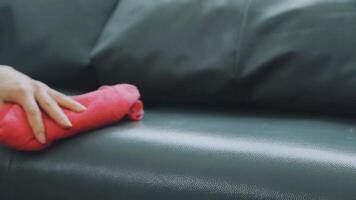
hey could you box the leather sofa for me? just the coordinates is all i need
[1,0,356,199]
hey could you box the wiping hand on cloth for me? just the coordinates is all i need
[0,66,144,151]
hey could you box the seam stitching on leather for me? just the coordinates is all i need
[87,0,121,84]
[233,0,252,90]
[89,0,120,61]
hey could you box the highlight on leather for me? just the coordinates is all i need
[0,84,144,151]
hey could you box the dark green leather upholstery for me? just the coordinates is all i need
[2,0,356,111]
[238,0,356,114]
[91,0,245,103]
[0,145,11,193]
[1,0,356,199]
[92,0,356,114]
[0,0,117,88]
[2,107,356,199]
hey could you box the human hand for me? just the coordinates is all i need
[0,65,86,144]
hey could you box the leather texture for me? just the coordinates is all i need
[238,0,356,114]
[91,0,245,103]
[92,0,356,111]
[0,0,117,88]
[0,145,11,193]
[1,0,356,199]
[1,106,356,200]
[2,0,356,112]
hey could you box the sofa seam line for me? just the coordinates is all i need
[233,0,252,90]
[88,0,120,63]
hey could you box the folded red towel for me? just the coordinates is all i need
[0,84,144,151]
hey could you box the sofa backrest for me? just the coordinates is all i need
[0,0,117,89]
[1,0,356,114]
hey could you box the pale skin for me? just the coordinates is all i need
[0,65,86,144]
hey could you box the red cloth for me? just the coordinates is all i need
[0,84,144,151]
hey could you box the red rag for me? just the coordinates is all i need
[0,84,144,151]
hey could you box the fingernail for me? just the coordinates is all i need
[62,118,72,128]
[38,132,46,144]
[78,104,87,112]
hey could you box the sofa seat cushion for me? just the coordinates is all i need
[1,106,356,200]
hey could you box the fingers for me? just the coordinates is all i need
[50,89,86,112]
[36,88,72,129]
[1,80,84,145]
[20,94,46,144]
